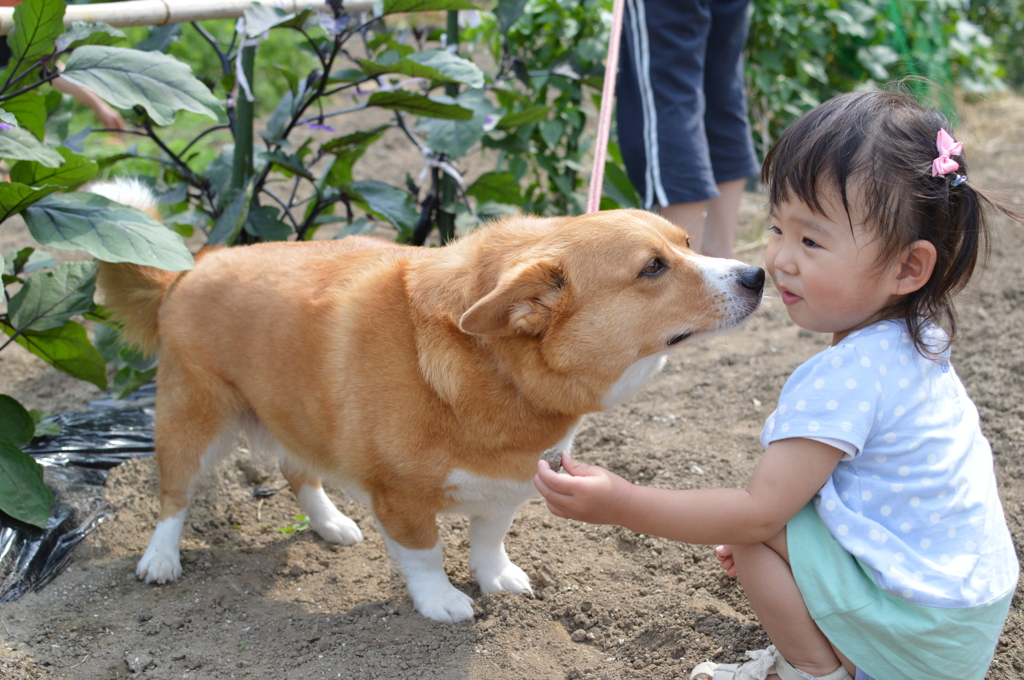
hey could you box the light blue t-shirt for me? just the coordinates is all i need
[761,320,1018,608]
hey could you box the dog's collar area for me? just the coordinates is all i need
[667,332,693,346]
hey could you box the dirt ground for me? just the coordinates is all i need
[2,95,1024,680]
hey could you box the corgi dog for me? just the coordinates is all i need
[92,179,763,623]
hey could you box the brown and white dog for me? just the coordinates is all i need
[92,180,763,623]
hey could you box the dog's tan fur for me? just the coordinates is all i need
[94,180,762,622]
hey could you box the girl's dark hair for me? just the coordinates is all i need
[761,88,1017,357]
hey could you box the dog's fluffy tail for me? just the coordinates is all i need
[92,178,180,356]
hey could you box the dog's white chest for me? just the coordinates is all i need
[602,352,669,409]
[443,470,536,514]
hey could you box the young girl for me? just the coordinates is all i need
[534,90,1019,680]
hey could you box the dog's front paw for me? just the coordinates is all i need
[311,513,363,546]
[136,546,182,584]
[413,583,476,624]
[474,560,533,595]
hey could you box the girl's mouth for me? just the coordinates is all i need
[779,288,802,306]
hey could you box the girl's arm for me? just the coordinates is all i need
[534,437,844,546]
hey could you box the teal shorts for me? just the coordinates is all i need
[787,502,1014,680]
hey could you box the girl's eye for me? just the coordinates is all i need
[768,225,782,235]
[802,237,819,248]
[640,257,667,277]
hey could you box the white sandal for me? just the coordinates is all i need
[690,646,853,680]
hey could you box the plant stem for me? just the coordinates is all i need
[435,10,461,245]
[191,22,231,77]
[142,119,216,209]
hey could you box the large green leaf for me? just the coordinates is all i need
[348,180,418,236]
[7,261,97,332]
[23,192,194,271]
[55,22,126,52]
[244,3,297,37]
[495,105,551,129]
[367,91,473,120]
[8,0,65,65]
[0,125,64,167]
[321,125,389,185]
[112,364,157,400]
[244,205,291,242]
[256,150,314,180]
[602,160,640,209]
[359,49,484,88]
[416,88,494,157]
[61,46,225,126]
[321,125,392,154]
[494,0,529,32]
[0,395,35,448]
[94,324,158,399]
[0,181,59,223]
[5,247,56,275]
[134,23,181,53]
[1,319,108,390]
[208,182,253,245]
[261,85,306,145]
[2,91,48,139]
[467,172,523,206]
[381,0,475,13]
[0,441,52,528]
[333,217,377,240]
[10,147,98,189]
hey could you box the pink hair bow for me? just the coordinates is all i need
[931,129,962,177]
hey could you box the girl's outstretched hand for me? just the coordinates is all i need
[534,452,634,526]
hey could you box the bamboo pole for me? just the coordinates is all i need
[0,0,376,36]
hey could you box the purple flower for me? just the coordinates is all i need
[0,121,13,131]
[308,122,335,132]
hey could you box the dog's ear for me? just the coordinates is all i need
[459,259,565,336]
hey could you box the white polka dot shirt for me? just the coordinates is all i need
[761,320,1018,608]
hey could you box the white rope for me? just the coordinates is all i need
[419,148,464,187]
[234,18,262,104]
[0,0,375,36]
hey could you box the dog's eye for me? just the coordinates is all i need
[640,258,666,277]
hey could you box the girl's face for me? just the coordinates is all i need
[765,190,904,345]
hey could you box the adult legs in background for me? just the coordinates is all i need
[660,177,745,257]
[616,0,758,258]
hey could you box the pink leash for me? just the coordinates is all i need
[585,0,627,214]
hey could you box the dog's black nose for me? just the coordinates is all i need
[739,266,765,292]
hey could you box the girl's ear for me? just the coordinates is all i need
[891,239,937,296]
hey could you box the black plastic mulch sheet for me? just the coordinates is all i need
[0,385,156,602]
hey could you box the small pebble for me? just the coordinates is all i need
[541,447,564,472]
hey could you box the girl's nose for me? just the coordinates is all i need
[770,242,798,275]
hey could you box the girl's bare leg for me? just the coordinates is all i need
[727,530,855,677]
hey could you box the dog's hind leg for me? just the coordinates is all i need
[137,372,242,584]
[279,456,363,546]
[467,506,532,596]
